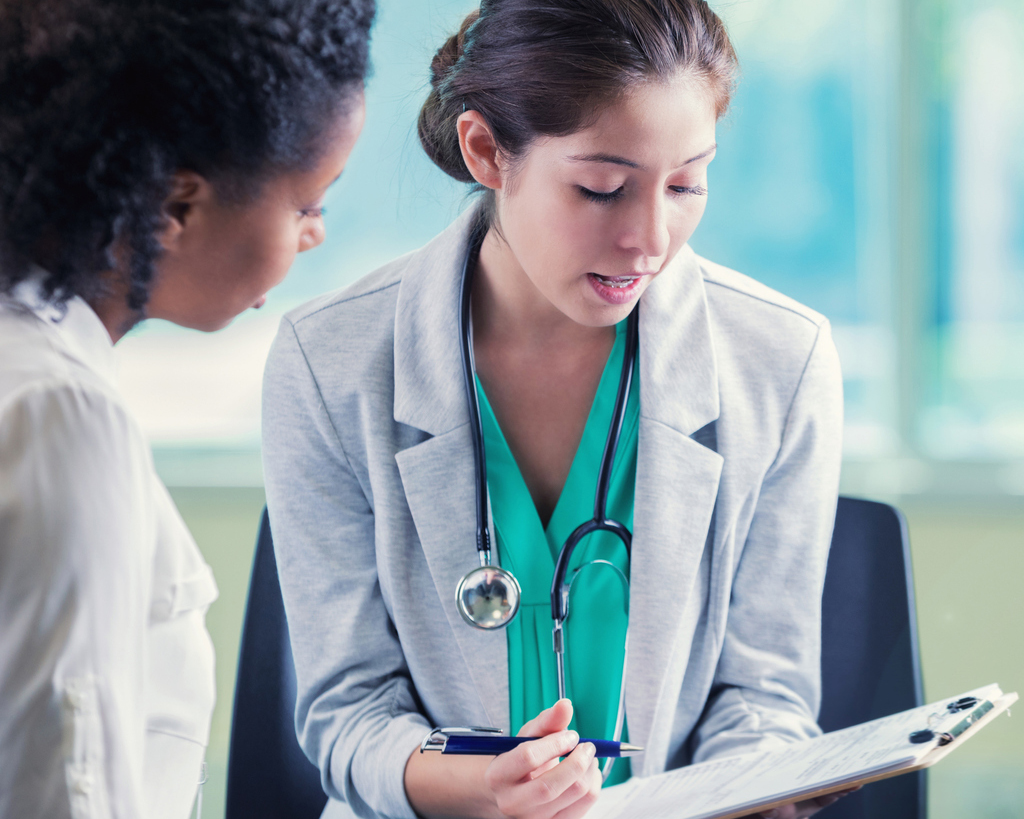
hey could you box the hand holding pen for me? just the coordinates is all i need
[422,728,642,758]
[481,699,604,819]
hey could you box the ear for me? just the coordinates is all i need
[457,110,504,190]
[156,171,214,251]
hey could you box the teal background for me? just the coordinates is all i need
[109,0,1024,816]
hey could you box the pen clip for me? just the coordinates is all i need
[420,726,504,753]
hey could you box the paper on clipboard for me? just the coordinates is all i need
[590,684,1017,819]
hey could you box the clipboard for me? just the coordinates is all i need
[590,684,1017,819]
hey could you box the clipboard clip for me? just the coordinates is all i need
[420,726,504,753]
[909,697,992,745]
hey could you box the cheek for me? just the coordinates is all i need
[508,184,605,264]
[234,222,301,286]
[676,196,709,245]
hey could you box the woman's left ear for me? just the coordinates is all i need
[156,171,212,251]
[457,110,504,190]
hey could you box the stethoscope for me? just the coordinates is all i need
[453,222,637,775]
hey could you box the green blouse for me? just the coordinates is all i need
[475,320,639,787]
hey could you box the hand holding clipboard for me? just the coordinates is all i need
[588,683,1016,819]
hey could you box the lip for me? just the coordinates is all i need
[252,295,267,309]
[587,271,651,305]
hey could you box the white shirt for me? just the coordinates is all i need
[0,281,218,819]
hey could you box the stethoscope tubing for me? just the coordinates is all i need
[457,220,636,780]
[459,223,493,563]
[550,307,637,623]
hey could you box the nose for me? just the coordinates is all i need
[298,219,326,253]
[622,192,670,261]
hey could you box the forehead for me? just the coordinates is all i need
[533,73,718,170]
[242,107,362,210]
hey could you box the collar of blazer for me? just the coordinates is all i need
[392,208,725,769]
[392,205,721,438]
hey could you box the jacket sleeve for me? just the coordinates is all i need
[261,318,428,819]
[0,382,154,819]
[691,320,844,762]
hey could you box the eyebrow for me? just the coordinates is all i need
[307,171,343,202]
[566,143,717,171]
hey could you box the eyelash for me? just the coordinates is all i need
[579,186,625,204]
[299,206,327,219]
[578,185,707,204]
[671,185,707,197]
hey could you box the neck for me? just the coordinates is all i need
[472,227,612,349]
[35,236,142,343]
[85,273,143,344]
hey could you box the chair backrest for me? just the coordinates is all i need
[817,497,925,819]
[226,508,327,819]
[227,498,925,819]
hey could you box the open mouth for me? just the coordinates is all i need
[591,274,641,289]
[587,272,646,304]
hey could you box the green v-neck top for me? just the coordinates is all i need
[475,319,639,787]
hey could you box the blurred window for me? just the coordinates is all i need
[697,0,899,458]
[923,0,1024,457]
[111,0,1024,483]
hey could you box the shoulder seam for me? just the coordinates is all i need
[703,277,825,329]
[764,321,828,480]
[291,280,401,327]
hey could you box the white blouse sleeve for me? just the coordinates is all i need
[0,380,156,819]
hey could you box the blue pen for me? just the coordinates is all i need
[420,727,643,758]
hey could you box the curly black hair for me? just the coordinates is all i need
[0,0,375,311]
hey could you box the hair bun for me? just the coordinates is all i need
[429,8,479,86]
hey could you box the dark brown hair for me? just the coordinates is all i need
[418,0,738,185]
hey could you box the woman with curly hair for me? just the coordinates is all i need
[0,0,372,816]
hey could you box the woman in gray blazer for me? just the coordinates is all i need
[262,2,844,818]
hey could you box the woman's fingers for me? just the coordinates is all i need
[526,755,562,780]
[758,787,860,819]
[515,701,576,781]
[484,700,601,819]
[495,741,598,818]
[518,742,596,810]
[518,698,575,738]
[549,756,603,819]
[486,730,580,791]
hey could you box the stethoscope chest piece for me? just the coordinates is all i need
[456,564,522,629]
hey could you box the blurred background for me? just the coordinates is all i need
[111,0,1023,816]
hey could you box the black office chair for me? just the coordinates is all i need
[817,497,926,819]
[226,508,327,819]
[226,498,925,819]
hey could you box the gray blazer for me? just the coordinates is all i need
[261,207,843,819]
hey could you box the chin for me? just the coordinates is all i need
[207,316,236,332]
[180,313,235,333]
[582,293,644,325]
[569,304,635,329]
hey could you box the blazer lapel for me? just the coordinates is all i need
[393,207,481,438]
[626,246,724,775]
[391,205,510,729]
[395,431,511,730]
